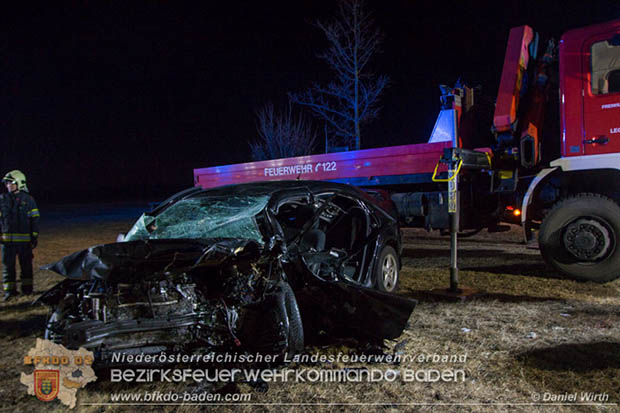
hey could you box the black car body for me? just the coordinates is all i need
[39,181,415,360]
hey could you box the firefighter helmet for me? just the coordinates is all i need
[2,170,28,192]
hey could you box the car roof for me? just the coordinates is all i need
[195,180,395,218]
[151,180,393,218]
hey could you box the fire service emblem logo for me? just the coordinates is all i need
[34,370,60,402]
[21,339,97,408]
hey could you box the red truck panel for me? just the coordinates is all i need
[194,141,451,189]
[560,24,588,156]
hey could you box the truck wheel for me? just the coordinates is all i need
[376,245,399,292]
[539,194,620,283]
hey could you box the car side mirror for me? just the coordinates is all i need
[116,233,126,242]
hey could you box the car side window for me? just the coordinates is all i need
[317,195,368,252]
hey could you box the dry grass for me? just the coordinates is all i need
[1,206,618,412]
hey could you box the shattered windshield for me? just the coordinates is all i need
[124,195,269,243]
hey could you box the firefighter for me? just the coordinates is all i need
[1,170,39,300]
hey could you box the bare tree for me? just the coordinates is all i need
[290,0,388,151]
[250,103,318,161]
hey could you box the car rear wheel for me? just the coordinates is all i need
[376,245,399,293]
[539,193,620,283]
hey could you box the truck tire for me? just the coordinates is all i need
[539,194,620,283]
[376,245,400,292]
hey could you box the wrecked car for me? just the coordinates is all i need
[38,181,416,360]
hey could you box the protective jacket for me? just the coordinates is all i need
[0,191,39,243]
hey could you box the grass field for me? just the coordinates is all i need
[1,204,618,412]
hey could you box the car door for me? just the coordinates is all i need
[313,193,371,285]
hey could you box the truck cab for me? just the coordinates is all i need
[522,19,620,283]
[560,19,620,157]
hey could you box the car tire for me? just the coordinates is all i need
[276,282,304,354]
[376,245,399,293]
[539,193,620,283]
[44,308,66,342]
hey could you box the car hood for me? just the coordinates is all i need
[43,238,261,282]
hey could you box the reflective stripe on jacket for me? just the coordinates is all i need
[0,191,39,244]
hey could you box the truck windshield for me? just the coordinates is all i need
[124,195,269,243]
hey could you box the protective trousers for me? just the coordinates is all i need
[2,244,33,293]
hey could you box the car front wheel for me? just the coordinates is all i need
[276,282,304,354]
[376,245,399,293]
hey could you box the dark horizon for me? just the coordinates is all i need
[2,0,618,204]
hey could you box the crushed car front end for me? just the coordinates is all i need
[38,181,415,361]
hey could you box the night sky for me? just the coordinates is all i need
[3,1,618,203]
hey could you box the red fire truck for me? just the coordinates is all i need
[194,19,620,284]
